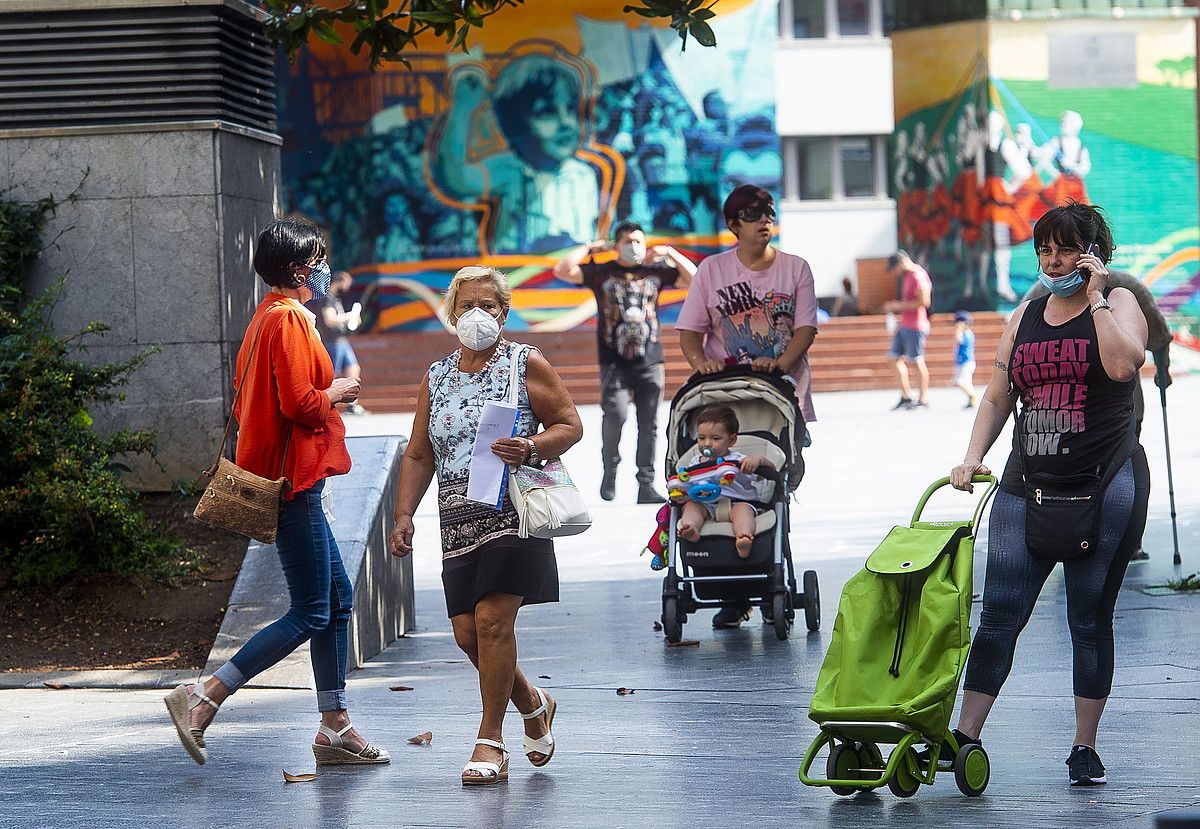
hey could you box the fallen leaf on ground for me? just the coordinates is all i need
[141,651,181,664]
[537,674,551,679]
[42,681,69,690]
[616,687,635,696]
[407,732,433,746]
[283,771,319,783]
[389,685,414,692]
[204,571,238,582]
[652,621,663,632]
[667,640,700,648]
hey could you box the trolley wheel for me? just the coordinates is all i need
[662,595,682,644]
[773,592,790,641]
[953,743,990,797]
[887,747,921,798]
[826,743,861,796]
[803,569,820,632]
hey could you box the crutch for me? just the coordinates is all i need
[1153,346,1182,566]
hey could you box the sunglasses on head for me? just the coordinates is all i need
[736,206,776,223]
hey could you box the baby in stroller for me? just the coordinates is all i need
[674,404,774,558]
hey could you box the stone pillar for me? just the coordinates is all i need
[0,0,280,489]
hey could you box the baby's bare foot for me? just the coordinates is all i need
[677,520,700,542]
[735,533,754,557]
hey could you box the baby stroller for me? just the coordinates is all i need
[798,475,997,798]
[659,366,819,642]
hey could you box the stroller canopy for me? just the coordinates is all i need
[666,367,806,492]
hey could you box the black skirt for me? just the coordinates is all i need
[441,534,559,618]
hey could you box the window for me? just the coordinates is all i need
[791,0,826,38]
[784,136,888,201]
[837,0,870,36]
[780,0,881,39]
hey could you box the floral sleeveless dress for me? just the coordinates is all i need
[426,341,558,617]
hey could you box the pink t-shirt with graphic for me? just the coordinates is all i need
[676,248,819,421]
[900,265,932,334]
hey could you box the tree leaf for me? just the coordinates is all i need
[283,770,319,783]
[616,687,635,695]
[667,639,700,648]
[406,731,433,746]
[312,21,343,45]
[42,681,69,690]
[688,19,716,47]
[389,685,414,691]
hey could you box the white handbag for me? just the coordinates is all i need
[505,344,592,539]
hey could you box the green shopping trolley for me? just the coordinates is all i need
[799,474,997,798]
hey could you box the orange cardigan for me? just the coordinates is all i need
[233,294,350,497]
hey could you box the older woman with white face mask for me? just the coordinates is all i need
[390,266,583,786]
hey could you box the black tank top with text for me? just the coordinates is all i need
[1000,294,1137,493]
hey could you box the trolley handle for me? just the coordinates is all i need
[910,474,998,533]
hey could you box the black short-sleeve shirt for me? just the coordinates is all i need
[581,260,679,367]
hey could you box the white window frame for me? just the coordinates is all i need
[782,135,889,203]
[778,0,883,41]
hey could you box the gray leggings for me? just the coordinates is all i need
[963,451,1150,700]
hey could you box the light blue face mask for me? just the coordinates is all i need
[305,261,332,300]
[1037,268,1086,298]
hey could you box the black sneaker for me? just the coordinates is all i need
[636,485,666,505]
[1067,745,1106,786]
[892,397,914,411]
[712,601,752,629]
[913,399,930,409]
[916,729,979,770]
[1130,548,1150,561]
[600,470,616,501]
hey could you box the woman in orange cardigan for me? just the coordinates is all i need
[165,219,388,767]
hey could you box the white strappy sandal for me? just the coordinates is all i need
[164,684,219,765]
[461,739,509,786]
[521,687,557,768]
[312,723,391,765]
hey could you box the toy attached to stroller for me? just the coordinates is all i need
[658,367,819,642]
[799,475,997,798]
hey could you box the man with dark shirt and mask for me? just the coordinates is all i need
[555,221,696,502]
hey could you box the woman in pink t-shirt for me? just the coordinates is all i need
[677,185,820,423]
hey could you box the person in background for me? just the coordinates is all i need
[312,270,366,415]
[554,220,695,503]
[953,310,978,409]
[884,250,933,410]
[830,277,859,317]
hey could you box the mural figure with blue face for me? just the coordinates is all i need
[433,53,600,255]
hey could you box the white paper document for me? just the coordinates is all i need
[465,400,519,508]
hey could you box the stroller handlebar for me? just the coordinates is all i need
[910,475,998,533]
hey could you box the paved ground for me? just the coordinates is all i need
[2,378,1198,828]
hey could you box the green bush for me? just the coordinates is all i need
[0,195,192,585]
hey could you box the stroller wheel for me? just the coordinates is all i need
[826,743,861,796]
[953,743,990,797]
[803,570,820,632]
[772,592,790,641]
[662,595,683,644]
[887,747,922,798]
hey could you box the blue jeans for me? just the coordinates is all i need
[213,480,354,712]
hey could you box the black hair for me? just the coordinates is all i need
[887,249,910,269]
[253,218,326,289]
[612,220,643,242]
[696,403,739,436]
[1032,202,1114,263]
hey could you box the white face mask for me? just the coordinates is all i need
[455,306,502,351]
[616,240,645,265]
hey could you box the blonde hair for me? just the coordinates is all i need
[443,265,512,324]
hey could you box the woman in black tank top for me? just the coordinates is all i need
[946,203,1151,786]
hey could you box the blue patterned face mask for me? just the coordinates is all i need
[305,261,332,300]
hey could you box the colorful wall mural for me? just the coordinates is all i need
[278,1,780,333]
[890,18,1200,325]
